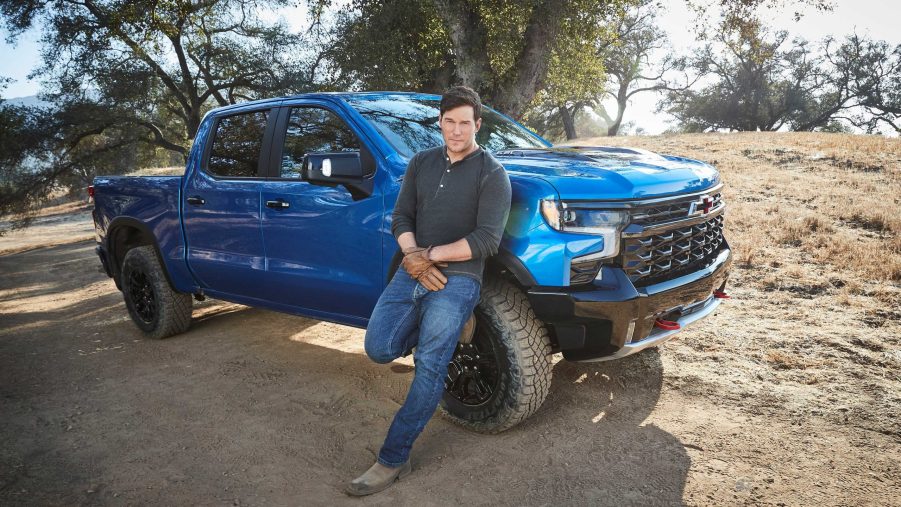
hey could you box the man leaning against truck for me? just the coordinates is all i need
[346,86,512,496]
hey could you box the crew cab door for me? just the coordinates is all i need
[259,103,383,321]
[182,106,275,299]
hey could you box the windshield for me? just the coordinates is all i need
[345,96,550,158]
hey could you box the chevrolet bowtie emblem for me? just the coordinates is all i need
[688,195,713,216]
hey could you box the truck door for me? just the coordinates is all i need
[182,107,274,299]
[259,103,384,322]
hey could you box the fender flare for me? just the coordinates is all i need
[490,249,537,287]
[105,217,176,290]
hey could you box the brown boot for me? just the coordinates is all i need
[345,460,412,496]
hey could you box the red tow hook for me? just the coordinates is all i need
[713,289,731,299]
[654,318,681,331]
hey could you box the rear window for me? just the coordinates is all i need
[207,110,270,178]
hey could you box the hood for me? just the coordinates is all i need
[495,146,720,200]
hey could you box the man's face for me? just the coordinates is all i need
[440,105,482,154]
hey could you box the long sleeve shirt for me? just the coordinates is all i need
[391,145,512,284]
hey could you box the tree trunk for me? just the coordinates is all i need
[423,55,456,94]
[559,105,577,140]
[432,0,566,119]
[608,90,628,136]
[607,107,625,136]
[489,0,566,118]
[431,0,491,91]
[186,111,201,141]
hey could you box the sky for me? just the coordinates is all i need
[1,0,899,134]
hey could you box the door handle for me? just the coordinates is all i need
[187,196,205,206]
[266,199,290,210]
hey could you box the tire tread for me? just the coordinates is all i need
[440,276,553,433]
[121,245,192,339]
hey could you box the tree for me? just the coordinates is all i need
[660,21,900,134]
[327,0,456,93]
[594,1,693,136]
[660,21,871,132]
[325,0,628,119]
[0,0,325,224]
[0,78,36,173]
[525,0,713,140]
[689,0,833,40]
[2,0,318,152]
[522,4,613,140]
[832,35,901,133]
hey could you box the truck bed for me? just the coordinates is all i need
[92,176,195,293]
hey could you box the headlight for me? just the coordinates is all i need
[540,200,629,259]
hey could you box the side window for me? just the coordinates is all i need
[280,107,360,179]
[207,110,269,178]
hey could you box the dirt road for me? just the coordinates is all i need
[0,238,896,505]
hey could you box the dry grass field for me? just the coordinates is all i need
[573,132,901,435]
[1,132,898,505]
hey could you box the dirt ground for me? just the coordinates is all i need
[1,133,899,506]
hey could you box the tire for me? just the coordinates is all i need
[439,275,553,433]
[120,245,192,339]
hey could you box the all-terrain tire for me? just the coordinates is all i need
[439,275,553,433]
[120,245,192,339]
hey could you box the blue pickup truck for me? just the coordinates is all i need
[92,92,732,433]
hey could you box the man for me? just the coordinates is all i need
[346,86,512,496]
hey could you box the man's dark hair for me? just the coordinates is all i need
[440,86,482,120]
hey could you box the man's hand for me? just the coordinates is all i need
[401,247,432,279]
[401,246,448,291]
[416,265,447,291]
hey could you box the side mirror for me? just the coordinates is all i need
[302,151,374,200]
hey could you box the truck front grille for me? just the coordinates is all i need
[629,193,723,226]
[621,198,726,287]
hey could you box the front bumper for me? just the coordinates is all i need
[527,245,732,361]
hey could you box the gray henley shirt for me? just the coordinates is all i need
[391,145,512,284]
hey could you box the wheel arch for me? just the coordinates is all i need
[487,249,537,288]
[106,217,174,290]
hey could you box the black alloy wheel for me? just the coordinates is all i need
[119,245,192,339]
[127,269,157,324]
[444,314,500,406]
[438,275,553,434]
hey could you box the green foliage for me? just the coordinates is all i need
[831,35,901,133]
[328,0,629,119]
[328,0,454,91]
[816,119,852,134]
[661,25,901,133]
[0,80,38,172]
[687,0,834,41]
[0,0,327,224]
[475,0,535,88]
[541,7,612,107]
[662,25,858,132]
[524,0,680,140]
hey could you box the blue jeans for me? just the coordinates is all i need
[364,266,481,467]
